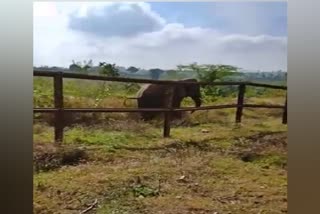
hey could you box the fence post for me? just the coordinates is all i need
[235,83,246,123]
[54,72,64,144]
[163,85,175,138]
[282,95,287,124]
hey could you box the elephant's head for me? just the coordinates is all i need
[178,78,202,112]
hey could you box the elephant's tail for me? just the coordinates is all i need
[123,97,139,107]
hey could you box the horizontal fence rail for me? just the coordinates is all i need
[33,69,287,143]
[33,104,285,113]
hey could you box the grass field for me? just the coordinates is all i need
[33,77,287,214]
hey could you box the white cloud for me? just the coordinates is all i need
[33,2,287,71]
[68,2,166,37]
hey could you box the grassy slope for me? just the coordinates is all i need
[33,78,287,214]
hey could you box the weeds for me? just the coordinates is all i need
[33,78,287,214]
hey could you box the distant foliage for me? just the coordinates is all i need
[34,61,286,111]
[69,60,93,73]
[166,70,178,79]
[165,69,192,80]
[178,63,238,82]
[239,71,287,83]
[127,66,139,73]
[177,63,239,99]
[149,68,165,80]
[98,62,120,77]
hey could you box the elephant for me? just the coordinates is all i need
[134,78,202,121]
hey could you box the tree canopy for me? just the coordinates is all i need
[149,68,165,80]
[98,62,120,77]
[127,66,139,73]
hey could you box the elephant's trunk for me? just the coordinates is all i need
[191,96,202,113]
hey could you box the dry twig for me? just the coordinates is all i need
[79,199,98,214]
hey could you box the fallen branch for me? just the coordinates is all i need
[80,199,98,214]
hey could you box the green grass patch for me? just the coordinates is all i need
[33,77,287,214]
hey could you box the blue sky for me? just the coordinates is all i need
[33,2,287,71]
[149,2,287,37]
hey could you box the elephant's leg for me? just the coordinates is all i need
[142,111,157,121]
[170,99,184,121]
[138,99,149,120]
[139,108,155,121]
[138,97,159,121]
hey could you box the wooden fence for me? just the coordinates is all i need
[33,69,287,144]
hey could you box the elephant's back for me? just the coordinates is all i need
[136,84,167,98]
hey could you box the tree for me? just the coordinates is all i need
[98,62,120,77]
[82,59,93,71]
[127,66,139,73]
[149,68,164,80]
[69,60,93,73]
[177,63,239,97]
[69,62,81,72]
[178,63,238,82]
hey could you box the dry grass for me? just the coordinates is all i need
[33,76,288,213]
[33,98,287,213]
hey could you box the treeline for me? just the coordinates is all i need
[34,60,287,83]
[34,61,286,106]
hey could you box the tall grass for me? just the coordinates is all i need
[33,77,286,127]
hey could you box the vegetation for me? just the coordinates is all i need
[69,59,93,73]
[98,62,120,77]
[33,62,287,214]
[149,68,165,80]
[177,63,240,102]
[127,66,139,73]
[35,61,287,83]
[177,63,239,82]
[33,110,287,214]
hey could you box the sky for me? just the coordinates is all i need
[33,1,287,71]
